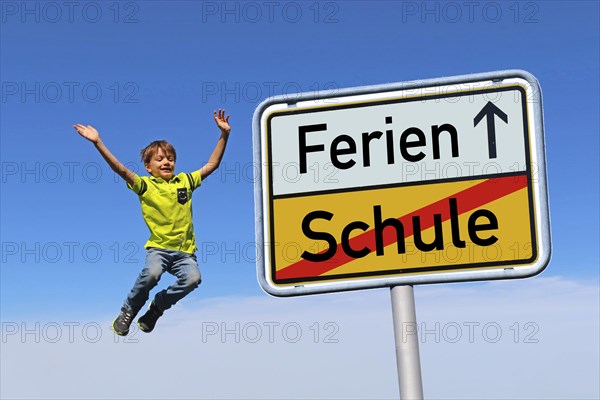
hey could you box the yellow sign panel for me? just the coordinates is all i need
[271,175,535,285]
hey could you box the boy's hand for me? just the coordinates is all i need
[73,124,100,144]
[73,123,135,185]
[214,109,231,134]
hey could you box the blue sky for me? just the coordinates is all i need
[1,1,599,399]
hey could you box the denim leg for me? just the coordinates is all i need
[123,248,168,315]
[153,252,201,311]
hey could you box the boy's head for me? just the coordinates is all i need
[141,140,176,180]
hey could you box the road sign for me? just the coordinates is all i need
[253,70,550,296]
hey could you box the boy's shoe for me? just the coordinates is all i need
[138,302,163,333]
[112,308,135,336]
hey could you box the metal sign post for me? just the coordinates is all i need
[252,70,550,399]
[391,285,423,400]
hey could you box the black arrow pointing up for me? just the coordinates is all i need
[474,101,509,159]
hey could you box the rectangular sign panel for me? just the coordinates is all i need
[253,70,550,296]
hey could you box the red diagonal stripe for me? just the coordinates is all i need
[276,175,528,280]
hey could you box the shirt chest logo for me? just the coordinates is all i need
[177,188,189,205]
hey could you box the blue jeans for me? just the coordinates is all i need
[123,248,201,315]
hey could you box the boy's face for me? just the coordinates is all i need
[145,148,175,180]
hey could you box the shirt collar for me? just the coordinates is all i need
[149,174,180,184]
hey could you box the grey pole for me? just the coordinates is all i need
[391,285,424,400]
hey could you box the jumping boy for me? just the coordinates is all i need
[73,110,231,335]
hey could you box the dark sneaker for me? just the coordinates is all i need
[138,302,163,333]
[112,308,135,336]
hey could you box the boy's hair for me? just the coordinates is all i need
[140,140,177,165]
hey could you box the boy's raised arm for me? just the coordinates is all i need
[73,124,137,186]
[198,109,231,180]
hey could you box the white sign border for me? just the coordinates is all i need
[252,70,551,297]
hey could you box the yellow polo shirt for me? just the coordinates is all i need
[127,171,202,254]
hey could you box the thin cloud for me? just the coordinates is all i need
[1,277,598,399]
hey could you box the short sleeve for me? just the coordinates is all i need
[127,174,148,196]
[185,170,202,191]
